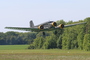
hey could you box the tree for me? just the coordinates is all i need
[56,20,66,25]
[83,34,90,51]
[43,35,57,49]
[77,23,85,50]
[77,32,84,50]
[84,17,90,34]
[0,32,6,45]
[57,35,62,49]
[62,25,79,49]
[32,37,45,49]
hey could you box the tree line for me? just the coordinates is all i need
[0,32,36,45]
[0,17,90,51]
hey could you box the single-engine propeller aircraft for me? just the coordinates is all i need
[5,20,86,35]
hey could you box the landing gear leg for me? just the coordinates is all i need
[42,32,45,36]
[54,31,57,35]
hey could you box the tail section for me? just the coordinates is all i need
[30,20,34,28]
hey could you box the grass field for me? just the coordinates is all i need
[0,45,90,60]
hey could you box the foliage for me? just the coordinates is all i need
[57,35,62,49]
[0,32,36,45]
[83,34,90,51]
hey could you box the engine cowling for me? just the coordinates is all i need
[38,25,44,30]
[51,22,57,27]
[58,24,64,28]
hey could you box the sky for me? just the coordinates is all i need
[0,0,90,32]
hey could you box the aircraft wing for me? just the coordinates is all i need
[64,22,86,28]
[5,22,86,32]
[5,27,41,32]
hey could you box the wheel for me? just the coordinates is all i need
[54,31,57,35]
[42,32,45,35]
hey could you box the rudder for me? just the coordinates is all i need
[30,20,34,28]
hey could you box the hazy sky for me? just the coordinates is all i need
[0,0,90,32]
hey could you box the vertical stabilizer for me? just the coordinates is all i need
[30,20,34,28]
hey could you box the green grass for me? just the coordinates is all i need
[0,45,29,50]
[0,45,90,60]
